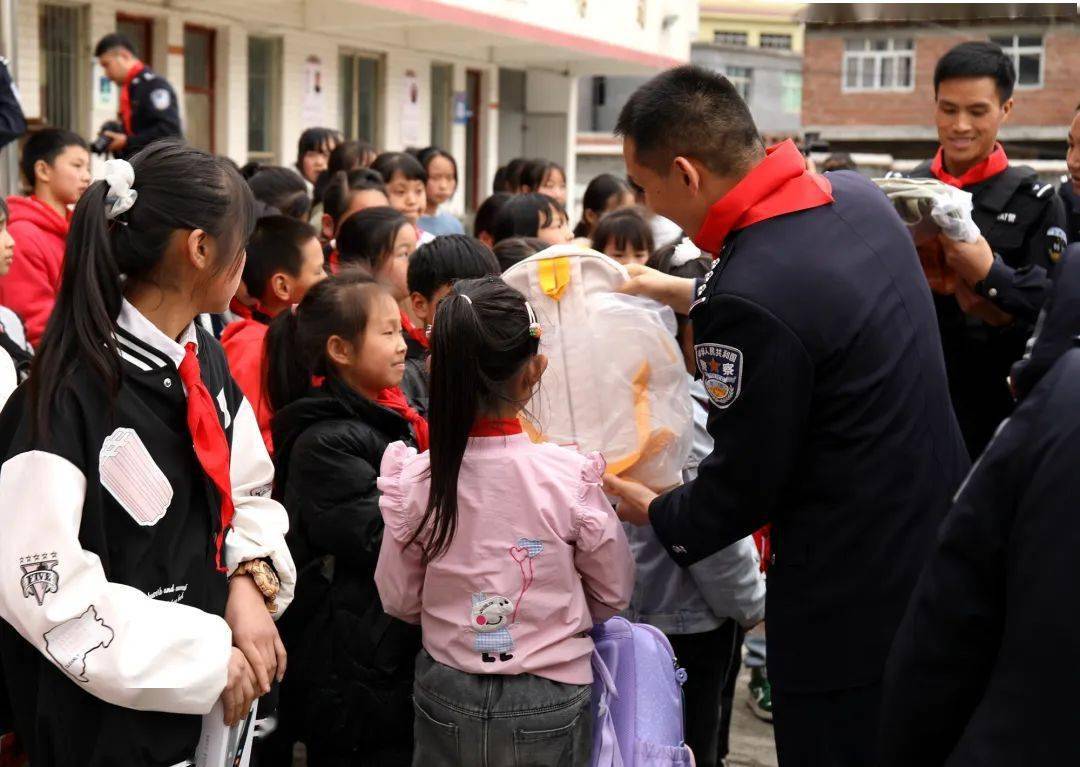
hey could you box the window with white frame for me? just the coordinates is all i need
[781,71,802,114]
[339,51,383,146]
[843,38,914,92]
[725,66,752,101]
[760,33,793,51]
[40,4,88,133]
[714,30,749,46]
[247,37,282,163]
[989,34,1043,88]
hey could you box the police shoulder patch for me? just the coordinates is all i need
[695,343,743,409]
[1048,226,1068,263]
[150,88,171,111]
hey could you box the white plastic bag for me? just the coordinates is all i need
[503,246,692,490]
[874,176,980,244]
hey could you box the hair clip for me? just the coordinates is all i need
[460,294,473,305]
[525,301,542,339]
[425,323,433,339]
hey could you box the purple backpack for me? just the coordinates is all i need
[590,617,694,767]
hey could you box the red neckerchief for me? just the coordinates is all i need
[693,140,834,256]
[469,418,523,437]
[400,309,429,349]
[930,142,1009,189]
[177,343,235,572]
[377,386,430,451]
[119,62,146,135]
[27,195,71,228]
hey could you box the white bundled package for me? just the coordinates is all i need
[503,245,692,491]
[873,176,981,294]
[874,176,980,244]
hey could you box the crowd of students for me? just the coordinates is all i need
[0,35,1079,767]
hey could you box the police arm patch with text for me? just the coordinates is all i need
[695,343,743,409]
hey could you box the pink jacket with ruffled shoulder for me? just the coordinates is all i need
[375,432,634,685]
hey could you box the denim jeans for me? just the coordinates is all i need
[411,651,593,767]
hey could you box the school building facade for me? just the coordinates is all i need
[4,0,696,213]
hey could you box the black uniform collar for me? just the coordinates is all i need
[115,298,199,371]
[967,166,1029,214]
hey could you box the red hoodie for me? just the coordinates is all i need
[0,196,70,346]
[221,318,274,455]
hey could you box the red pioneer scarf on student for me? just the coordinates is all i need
[930,142,1009,189]
[693,139,835,256]
[400,309,429,350]
[377,385,430,451]
[469,418,524,437]
[178,342,235,573]
[119,62,146,135]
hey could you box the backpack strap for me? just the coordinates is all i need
[591,649,624,767]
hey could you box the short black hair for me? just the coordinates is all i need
[322,168,388,226]
[243,216,319,300]
[492,193,565,244]
[615,64,762,177]
[20,128,88,187]
[591,207,654,261]
[407,235,499,300]
[246,166,312,221]
[934,41,1015,103]
[336,206,409,273]
[474,192,512,240]
[493,237,546,272]
[416,146,458,182]
[296,127,342,166]
[94,34,135,57]
[371,151,427,184]
[519,160,564,193]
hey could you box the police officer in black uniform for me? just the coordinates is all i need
[906,41,1067,457]
[1061,105,1080,243]
[603,65,969,767]
[94,33,182,159]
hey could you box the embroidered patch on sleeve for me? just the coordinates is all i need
[150,88,171,111]
[44,605,114,683]
[695,343,743,409]
[19,553,59,606]
[99,427,174,526]
[1048,226,1068,263]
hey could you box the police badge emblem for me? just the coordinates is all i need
[695,343,743,409]
[150,88,171,111]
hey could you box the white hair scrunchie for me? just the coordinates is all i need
[103,158,138,220]
[670,236,702,268]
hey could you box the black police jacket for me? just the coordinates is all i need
[649,170,970,693]
[909,162,1067,457]
[122,67,182,159]
[271,376,420,758]
[1059,180,1080,245]
[879,243,1080,766]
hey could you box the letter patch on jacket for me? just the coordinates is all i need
[99,427,174,526]
[44,605,114,682]
[696,343,743,409]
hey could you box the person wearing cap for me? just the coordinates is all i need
[905,41,1067,457]
[602,65,969,766]
[94,33,182,159]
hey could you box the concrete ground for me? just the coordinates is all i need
[726,665,778,767]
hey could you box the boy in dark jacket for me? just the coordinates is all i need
[401,235,499,416]
[879,243,1080,765]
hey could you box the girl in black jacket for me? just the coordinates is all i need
[267,269,426,766]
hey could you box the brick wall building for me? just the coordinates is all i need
[802,3,1079,161]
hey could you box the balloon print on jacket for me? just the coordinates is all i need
[469,538,544,663]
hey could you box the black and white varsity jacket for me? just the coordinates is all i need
[0,299,296,767]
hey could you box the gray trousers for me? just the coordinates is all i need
[411,651,593,767]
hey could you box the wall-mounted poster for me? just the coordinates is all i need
[302,56,325,127]
[400,69,421,147]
